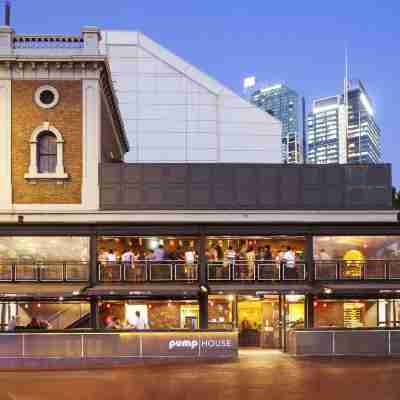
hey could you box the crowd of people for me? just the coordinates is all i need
[206,244,303,279]
[98,245,198,280]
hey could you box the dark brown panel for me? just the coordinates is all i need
[100,163,393,211]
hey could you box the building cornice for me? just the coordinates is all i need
[0,209,397,224]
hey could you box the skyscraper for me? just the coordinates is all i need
[307,80,380,164]
[250,84,303,163]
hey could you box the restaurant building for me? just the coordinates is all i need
[0,25,399,361]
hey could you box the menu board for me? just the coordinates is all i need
[344,303,362,328]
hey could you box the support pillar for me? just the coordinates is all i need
[89,233,97,287]
[90,299,99,330]
[199,292,209,330]
[305,234,314,281]
[305,293,314,328]
[198,227,208,330]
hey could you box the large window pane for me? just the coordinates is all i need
[0,237,89,262]
[314,236,400,260]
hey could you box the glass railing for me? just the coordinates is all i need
[207,260,306,281]
[0,261,89,282]
[314,259,400,280]
[98,260,198,283]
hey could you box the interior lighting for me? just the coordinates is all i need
[228,295,234,302]
[323,288,333,295]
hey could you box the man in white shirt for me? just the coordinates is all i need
[184,248,196,280]
[106,249,117,263]
[133,311,148,330]
[283,246,297,278]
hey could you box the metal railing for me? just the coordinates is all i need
[314,259,400,280]
[98,260,199,283]
[0,261,89,283]
[207,260,306,281]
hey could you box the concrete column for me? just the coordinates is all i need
[0,26,14,55]
[89,233,98,287]
[199,292,208,330]
[305,293,314,328]
[81,26,101,55]
[90,299,99,330]
[0,79,12,211]
[305,234,314,281]
[82,79,101,211]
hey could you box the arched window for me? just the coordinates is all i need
[24,122,68,180]
[37,131,57,173]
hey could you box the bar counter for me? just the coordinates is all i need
[288,328,400,357]
[0,330,238,369]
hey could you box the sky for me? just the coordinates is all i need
[7,0,400,186]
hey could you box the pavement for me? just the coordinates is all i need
[1,349,400,399]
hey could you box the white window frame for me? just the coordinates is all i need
[24,122,68,180]
[34,85,60,109]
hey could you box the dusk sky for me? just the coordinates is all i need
[9,0,400,186]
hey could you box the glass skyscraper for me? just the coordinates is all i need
[307,80,381,164]
[250,84,303,163]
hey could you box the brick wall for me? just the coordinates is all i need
[12,80,82,204]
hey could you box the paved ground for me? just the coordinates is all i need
[1,350,400,400]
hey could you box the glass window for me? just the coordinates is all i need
[0,301,90,331]
[0,236,89,262]
[314,236,400,260]
[314,300,378,328]
[99,300,199,330]
[37,132,57,173]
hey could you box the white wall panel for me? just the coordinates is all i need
[102,30,282,164]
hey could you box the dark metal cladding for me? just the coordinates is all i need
[99,163,393,211]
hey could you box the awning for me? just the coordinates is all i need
[0,284,88,299]
[208,284,313,295]
[313,282,400,295]
[86,284,200,297]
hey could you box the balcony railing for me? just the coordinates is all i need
[0,261,89,283]
[314,260,400,280]
[98,260,199,283]
[207,260,306,281]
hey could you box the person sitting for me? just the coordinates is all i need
[27,317,41,329]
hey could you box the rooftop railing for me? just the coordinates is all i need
[207,260,307,282]
[13,35,84,49]
[314,259,400,280]
[98,260,199,283]
[0,261,89,283]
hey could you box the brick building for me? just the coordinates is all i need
[0,26,398,362]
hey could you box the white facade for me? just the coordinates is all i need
[101,31,281,163]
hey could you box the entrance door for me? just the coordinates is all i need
[237,295,281,349]
[282,295,305,352]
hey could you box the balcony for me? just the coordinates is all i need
[207,261,307,282]
[314,260,400,280]
[98,260,199,283]
[0,261,89,283]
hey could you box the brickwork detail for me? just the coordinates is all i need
[12,80,82,204]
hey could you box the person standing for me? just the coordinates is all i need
[283,246,296,279]
[184,247,196,280]
[133,311,148,330]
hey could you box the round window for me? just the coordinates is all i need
[34,85,59,109]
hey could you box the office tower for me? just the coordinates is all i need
[250,84,303,163]
[307,80,380,164]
